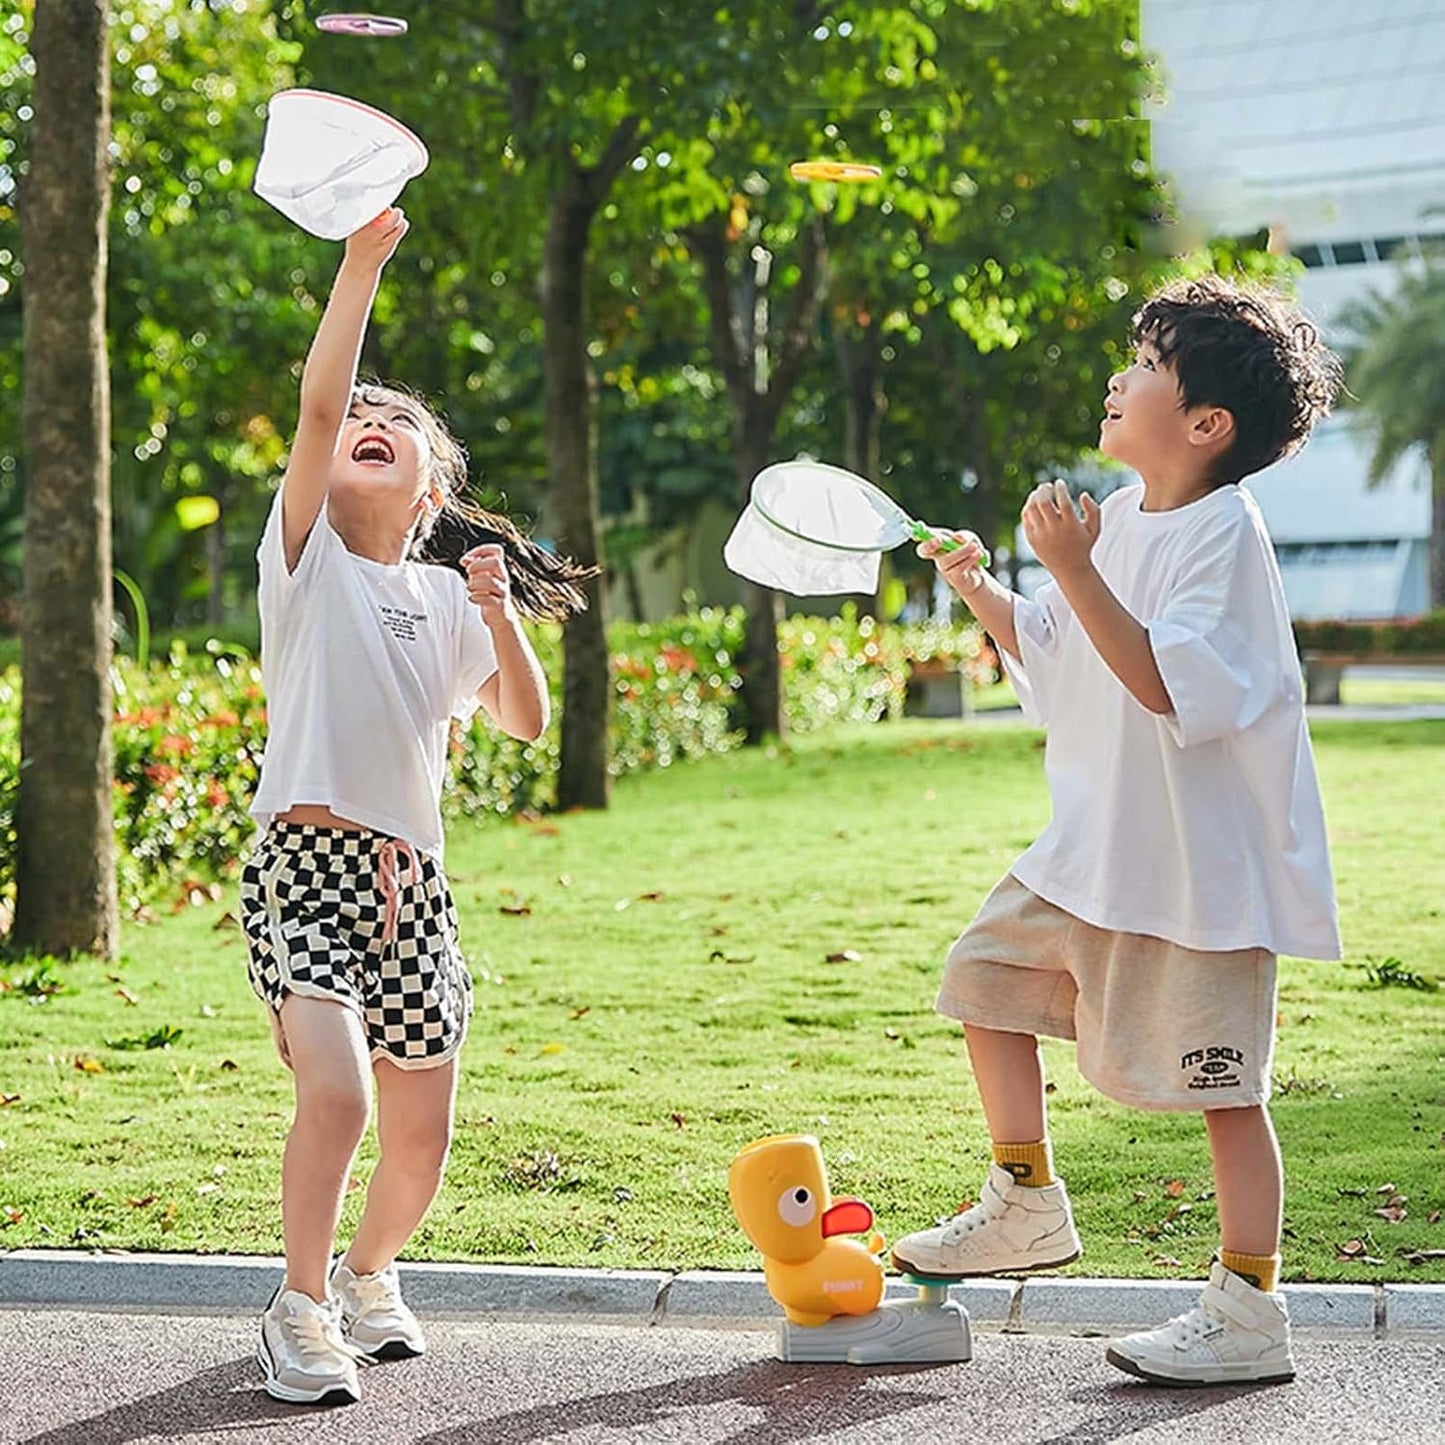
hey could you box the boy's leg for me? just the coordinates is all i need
[892,1025,1078,1277]
[278,994,373,1302]
[344,1055,458,1274]
[964,1024,1047,1141]
[964,1024,1056,1184]
[1207,1103,1283,1289]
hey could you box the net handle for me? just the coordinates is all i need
[906,521,992,568]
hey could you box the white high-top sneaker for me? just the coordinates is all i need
[890,1163,1082,1279]
[257,1286,360,1405]
[1106,1260,1296,1386]
[333,1261,427,1360]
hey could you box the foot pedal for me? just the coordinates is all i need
[775,1276,972,1365]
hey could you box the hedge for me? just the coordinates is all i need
[0,610,987,919]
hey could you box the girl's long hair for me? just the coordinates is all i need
[354,381,598,622]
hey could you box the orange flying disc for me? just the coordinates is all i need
[788,160,883,183]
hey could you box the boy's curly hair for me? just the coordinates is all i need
[1131,275,1344,484]
[354,381,599,622]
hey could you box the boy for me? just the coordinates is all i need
[895,274,1344,1386]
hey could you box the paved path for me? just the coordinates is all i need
[4,1308,1443,1445]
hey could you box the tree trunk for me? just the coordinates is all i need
[835,321,884,483]
[206,479,227,629]
[13,0,117,957]
[734,421,783,743]
[691,215,828,744]
[1430,446,1445,611]
[543,174,609,811]
[835,320,886,619]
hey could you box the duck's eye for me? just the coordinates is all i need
[777,1186,816,1227]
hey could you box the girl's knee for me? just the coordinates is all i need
[385,1125,452,1180]
[294,1082,371,1145]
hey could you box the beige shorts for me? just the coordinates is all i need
[936,874,1277,1112]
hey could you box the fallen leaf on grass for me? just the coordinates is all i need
[825,949,862,964]
[1335,1238,1384,1264]
[213,911,241,931]
[159,1203,177,1233]
[115,987,139,1006]
[1164,1180,1185,1198]
[218,1060,238,1072]
[106,1025,183,1051]
[636,891,664,903]
[195,1182,219,1196]
[1399,1249,1445,1265]
[499,904,533,917]
[1375,1203,1409,1224]
[74,1057,104,1074]
[670,1112,686,1129]
[569,1006,591,1021]
[708,950,755,965]
[1430,1210,1441,1225]
[3,1207,22,1225]
[127,1195,158,1209]
[0,1094,20,1107]
[539,1042,565,1056]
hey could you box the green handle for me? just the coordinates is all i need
[908,521,990,568]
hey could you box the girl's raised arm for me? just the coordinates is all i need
[280,208,408,571]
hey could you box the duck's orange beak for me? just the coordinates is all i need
[820,1198,874,1237]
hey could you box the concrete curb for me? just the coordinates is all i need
[3,1250,1441,1335]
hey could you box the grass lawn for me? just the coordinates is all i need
[1,719,1441,1286]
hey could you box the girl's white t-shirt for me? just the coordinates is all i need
[1003,482,1341,960]
[249,493,498,858]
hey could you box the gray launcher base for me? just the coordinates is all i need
[775,1297,973,1365]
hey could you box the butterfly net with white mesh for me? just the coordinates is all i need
[723,461,915,596]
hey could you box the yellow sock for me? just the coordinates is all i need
[1221,1249,1280,1293]
[992,1140,1054,1187]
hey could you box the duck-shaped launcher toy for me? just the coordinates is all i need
[729,1134,972,1365]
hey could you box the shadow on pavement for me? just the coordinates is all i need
[15,1356,338,1444]
[1028,1377,1284,1445]
[416,1357,952,1444]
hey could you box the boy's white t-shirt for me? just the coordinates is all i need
[1003,482,1341,960]
[249,492,499,858]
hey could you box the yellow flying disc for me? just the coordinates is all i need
[788,160,883,183]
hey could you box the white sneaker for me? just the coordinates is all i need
[890,1164,1082,1279]
[257,1286,360,1405]
[333,1260,426,1360]
[1106,1261,1296,1387]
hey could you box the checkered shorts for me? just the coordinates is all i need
[240,823,472,1069]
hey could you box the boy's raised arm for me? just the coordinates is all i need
[918,532,1021,661]
[280,208,408,572]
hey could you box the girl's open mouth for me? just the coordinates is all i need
[352,435,395,465]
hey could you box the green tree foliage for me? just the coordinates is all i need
[1,1,316,636]
[1338,259,1445,608]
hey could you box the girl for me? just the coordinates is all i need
[243,208,594,1405]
